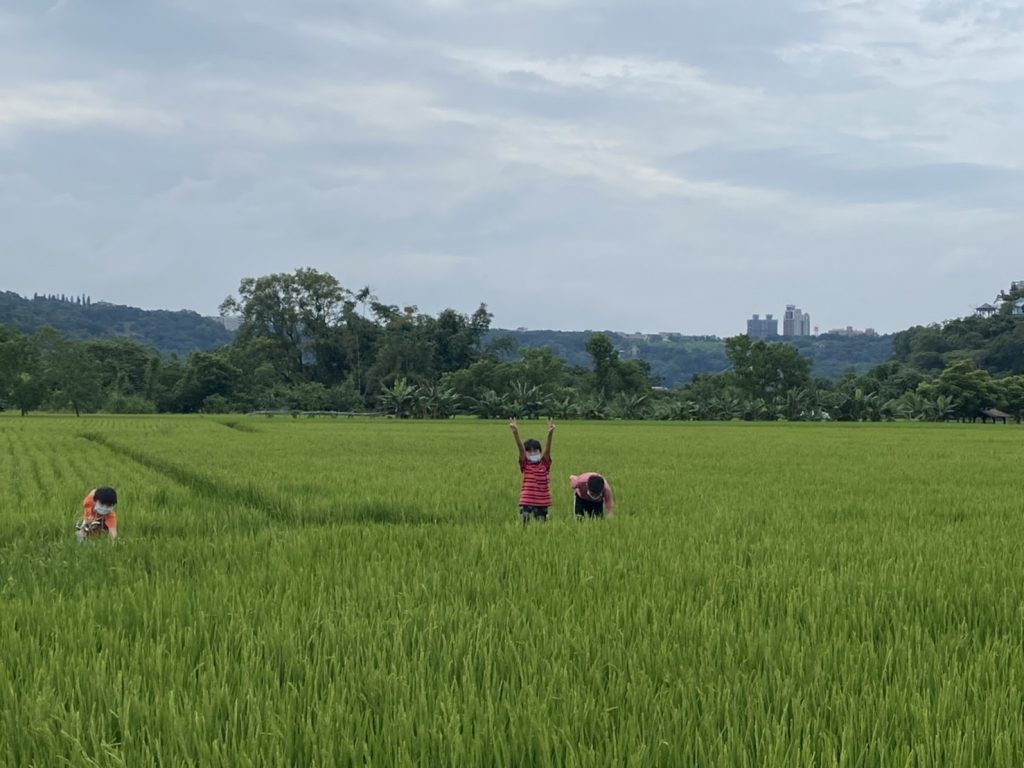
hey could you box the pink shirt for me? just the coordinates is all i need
[569,473,614,511]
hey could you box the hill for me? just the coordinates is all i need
[0,291,232,357]
[487,329,893,387]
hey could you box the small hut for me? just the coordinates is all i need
[980,408,1011,424]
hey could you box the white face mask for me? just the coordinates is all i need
[526,454,542,464]
[95,504,113,516]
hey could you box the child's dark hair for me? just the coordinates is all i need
[94,487,118,506]
[587,475,605,494]
[523,438,542,451]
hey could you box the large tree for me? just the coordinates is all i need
[724,335,811,404]
[922,360,998,421]
[220,268,352,381]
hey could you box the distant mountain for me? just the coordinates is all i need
[487,329,893,387]
[0,291,233,357]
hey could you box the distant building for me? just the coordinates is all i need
[975,303,998,318]
[1014,299,1024,317]
[782,304,812,337]
[747,313,778,339]
[826,326,878,337]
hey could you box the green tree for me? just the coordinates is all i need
[995,375,1024,422]
[434,305,492,373]
[585,332,619,396]
[83,338,160,403]
[366,311,438,392]
[0,325,28,409]
[508,381,547,419]
[173,352,241,413]
[1,328,46,415]
[221,268,351,381]
[725,335,812,405]
[921,360,998,421]
[467,389,511,419]
[415,383,459,419]
[36,331,103,416]
[378,377,418,418]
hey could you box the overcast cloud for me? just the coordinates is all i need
[1,0,1022,335]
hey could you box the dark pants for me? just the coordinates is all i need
[520,505,549,524]
[574,495,604,518]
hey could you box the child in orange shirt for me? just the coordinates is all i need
[76,487,119,542]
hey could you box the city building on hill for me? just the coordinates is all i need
[747,314,778,339]
[782,304,812,337]
[826,326,878,337]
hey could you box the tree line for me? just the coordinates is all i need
[2,269,1023,422]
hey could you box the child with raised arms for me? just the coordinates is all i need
[509,417,554,524]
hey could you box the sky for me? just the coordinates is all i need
[1,0,1023,337]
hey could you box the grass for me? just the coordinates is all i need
[1,415,1023,766]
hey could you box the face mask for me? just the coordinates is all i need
[526,454,542,464]
[95,504,113,516]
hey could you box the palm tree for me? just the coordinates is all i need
[782,387,811,421]
[895,391,926,420]
[742,396,769,421]
[924,394,956,422]
[509,381,546,419]
[613,393,649,420]
[416,383,459,419]
[654,397,695,420]
[379,377,417,418]
[578,396,611,420]
[548,395,581,420]
[712,393,743,421]
[468,389,510,419]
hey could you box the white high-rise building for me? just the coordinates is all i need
[783,305,811,337]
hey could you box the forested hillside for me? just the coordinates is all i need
[489,329,893,386]
[0,291,232,356]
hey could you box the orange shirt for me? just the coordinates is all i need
[82,489,118,535]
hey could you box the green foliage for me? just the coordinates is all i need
[378,377,418,418]
[725,335,812,404]
[892,313,1024,376]
[489,329,892,386]
[919,360,998,421]
[4,275,1023,424]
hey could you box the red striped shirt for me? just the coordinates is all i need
[519,456,552,506]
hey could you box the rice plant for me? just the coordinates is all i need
[2,415,1023,766]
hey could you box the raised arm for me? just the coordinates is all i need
[509,417,526,459]
[543,417,555,459]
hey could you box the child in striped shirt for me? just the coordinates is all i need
[509,417,554,524]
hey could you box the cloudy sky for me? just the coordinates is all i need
[2,0,1022,336]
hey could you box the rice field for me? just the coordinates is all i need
[2,414,1024,766]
